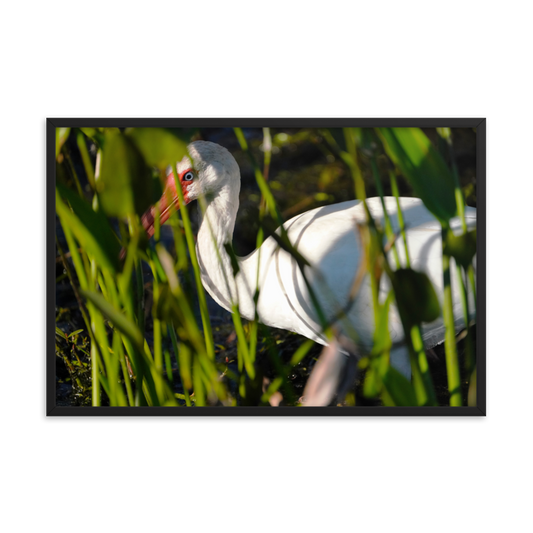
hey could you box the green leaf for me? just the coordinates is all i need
[80,127,118,148]
[377,127,457,225]
[436,127,452,142]
[444,229,477,268]
[363,366,380,398]
[372,291,394,356]
[126,128,188,170]
[174,334,193,391]
[56,185,121,273]
[97,130,153,218]
[56,128,71,158]
[391,268,441,326]
[80,128,100,142]
[81,290,144,348]
[364,291,394,398]
[55,327,67,340]
[382,366,418,406]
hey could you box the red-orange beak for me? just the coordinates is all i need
[119,169,192,261]
[141,170,191,239]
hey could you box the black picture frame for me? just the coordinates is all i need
[47,118,486,416]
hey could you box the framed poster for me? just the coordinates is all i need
[48,118,485,415]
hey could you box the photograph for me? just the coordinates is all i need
[49,120,485,414]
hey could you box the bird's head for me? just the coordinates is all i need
[141,140,240,239]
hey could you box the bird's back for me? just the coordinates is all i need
[251,197,476,352]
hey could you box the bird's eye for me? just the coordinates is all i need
[183,171,194,182]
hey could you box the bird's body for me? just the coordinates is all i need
[143,140,476,386]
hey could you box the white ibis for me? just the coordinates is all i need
[141,141,476,404]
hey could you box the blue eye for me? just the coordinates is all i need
[183,171,194,181]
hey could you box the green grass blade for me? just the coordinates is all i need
[442,232,462,406]
[170,161,215,360]
[343,128,366,201]
[76,130,96,190]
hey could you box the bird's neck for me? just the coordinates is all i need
[196,184,258,319]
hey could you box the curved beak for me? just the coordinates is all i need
[141,171,190,239]
[119,170,191,261]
